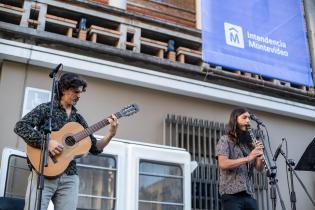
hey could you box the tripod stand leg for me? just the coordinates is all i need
[270,183,277,210]
[272,200,276,210]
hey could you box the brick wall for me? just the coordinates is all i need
[127,0,196,28]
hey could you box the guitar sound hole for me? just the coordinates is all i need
[65,136,76,146]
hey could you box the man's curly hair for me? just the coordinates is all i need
[57,73,87,99]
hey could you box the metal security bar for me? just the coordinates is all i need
[164,114,270,210]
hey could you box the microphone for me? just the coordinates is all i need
[250,113,265,126]
[273,139,284,161]
[49,63,62,78]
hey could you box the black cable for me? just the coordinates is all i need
[264,125,274,156]
[283,138,291,203]
[262,125,277,174]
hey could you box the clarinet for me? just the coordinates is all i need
[246,124,270,171]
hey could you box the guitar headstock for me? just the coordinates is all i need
[116,103,139,118]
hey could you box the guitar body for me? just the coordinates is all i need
[27,122,92,177]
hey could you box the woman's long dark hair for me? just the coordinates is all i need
[226,107,250,145]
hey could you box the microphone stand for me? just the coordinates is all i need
[278,148,315,209]
[36,64,61,210]
[256,124,286,210]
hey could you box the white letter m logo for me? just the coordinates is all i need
[224,22,244,48]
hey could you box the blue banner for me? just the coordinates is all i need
[202,0,314,87]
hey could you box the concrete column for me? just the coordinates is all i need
[195,0,202,30]
[117,23,127,49]
[0,62,27,151]
[20,0,32,27]
[37,3,47,31]
[109,0,127,10]
[303,0,315,86]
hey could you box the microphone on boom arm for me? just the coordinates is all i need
[49,63,63,78]
[250,113,265,127]
[273,138,285,162]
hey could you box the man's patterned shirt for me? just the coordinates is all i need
[216,135,256,196]
[14,99,102,175]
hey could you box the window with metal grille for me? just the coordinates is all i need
[76,154,117,210]
[138,160,184,210]
[164,114,270,210]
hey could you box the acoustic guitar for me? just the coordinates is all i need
[27,104,139,177]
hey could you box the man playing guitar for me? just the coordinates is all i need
[14,72,119,210]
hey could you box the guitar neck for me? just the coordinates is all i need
[73,112,122,142]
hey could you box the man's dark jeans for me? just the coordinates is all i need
[221,191,258,210]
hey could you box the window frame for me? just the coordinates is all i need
[0,148,27,197]
[22,87,51,117]
[76,153,118,210]
[138,159,185,210]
